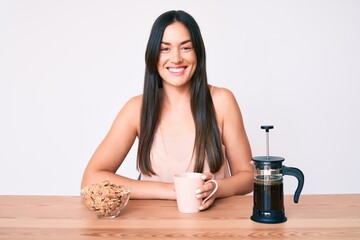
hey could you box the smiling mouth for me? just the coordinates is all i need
[167,67,186,73]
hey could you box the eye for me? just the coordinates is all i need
[160,47,170,53]
[181,46,192,51]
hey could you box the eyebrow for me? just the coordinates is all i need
[161,39,192,45]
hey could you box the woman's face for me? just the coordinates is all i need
[157,21,197,88]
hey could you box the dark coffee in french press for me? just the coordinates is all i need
[251,125,304,224]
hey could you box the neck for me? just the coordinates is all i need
[161,85,191,110]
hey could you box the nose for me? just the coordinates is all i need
[171,49,183,64]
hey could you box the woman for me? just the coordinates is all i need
[81,10,253,211]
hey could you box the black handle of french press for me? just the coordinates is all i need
[282,166,305,203]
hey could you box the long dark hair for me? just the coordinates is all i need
[137,10,224,176]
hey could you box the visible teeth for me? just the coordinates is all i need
[168,67,185,73]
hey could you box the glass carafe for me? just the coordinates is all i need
[251,126,304,224]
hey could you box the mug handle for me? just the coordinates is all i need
[201,179,219,205]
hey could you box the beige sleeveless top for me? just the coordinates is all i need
[140,86,231,182]
[140,131,231,183]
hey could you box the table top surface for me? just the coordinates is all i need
[0,194,359,240]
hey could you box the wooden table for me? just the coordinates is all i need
[0,194,359,239]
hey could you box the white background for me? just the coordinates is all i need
[1,0,359,196]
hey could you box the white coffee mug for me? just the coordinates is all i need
[173,172,218,213]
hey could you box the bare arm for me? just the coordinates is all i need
[81,95,176,200]
[213,87,253,198]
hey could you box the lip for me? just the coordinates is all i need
[167,67,187,75]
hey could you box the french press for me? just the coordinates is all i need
[251,125,304,224]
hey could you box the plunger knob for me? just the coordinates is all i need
[261,125,274,132]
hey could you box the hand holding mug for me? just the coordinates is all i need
[174,172,218,213]
[195,172,218,210]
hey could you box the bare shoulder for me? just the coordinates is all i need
[116,94,143,133]
[210,85,238,110]
[210,85,241,126]
[124,94,143,110]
